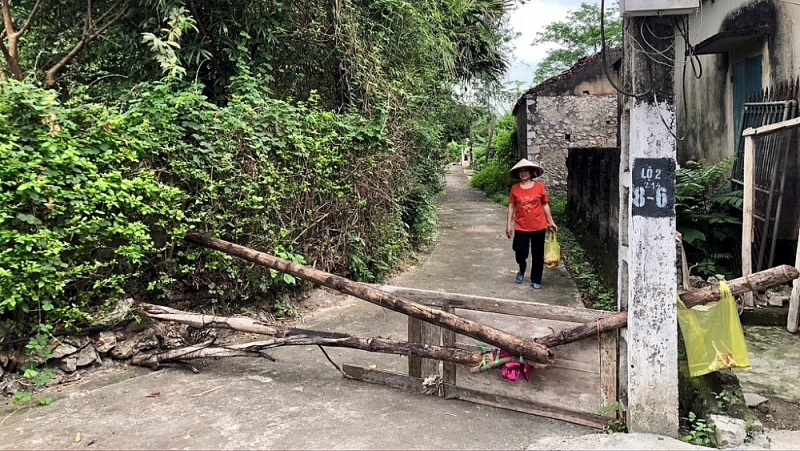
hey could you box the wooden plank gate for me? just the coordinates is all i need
[343,286,618,429]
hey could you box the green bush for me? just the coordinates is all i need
[0,81,186,335]
[469,113,517,200]
[1,73,446,336]
[446,141,464,163]
[470,159,514,202]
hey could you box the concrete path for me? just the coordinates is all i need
[388,166,582,306]
[0,165,592,449]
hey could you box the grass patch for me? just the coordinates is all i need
[549,194,617,311]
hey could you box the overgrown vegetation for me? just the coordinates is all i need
[469,113,517,203]
[549,195,616,310]
[676,156,743,279]
[601,402,628,434]
[1,1,515,342]
[11,326,55,406]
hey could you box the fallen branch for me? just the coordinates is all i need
[534,264,800,349]
[137,303,485,367]
[184,234,553,364]
[131,340,268,369]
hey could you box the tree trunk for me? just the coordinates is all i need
[140,303,484,367]
[534,264,799,348]
[184,234,553,364]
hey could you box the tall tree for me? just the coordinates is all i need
[0,0,129,88]
[531,1,621,84]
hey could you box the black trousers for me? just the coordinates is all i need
[512,230,546,284]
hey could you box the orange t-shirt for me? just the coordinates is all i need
[509,182,550,232]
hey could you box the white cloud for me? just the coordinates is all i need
[503,0,599,87]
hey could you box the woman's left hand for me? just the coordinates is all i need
[549,223,558,233]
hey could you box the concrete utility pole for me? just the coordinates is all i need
[617,16,678,437]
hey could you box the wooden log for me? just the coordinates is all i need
[408,317,442,378]
[535,313,627,349]
[184,234,553,364]
[140,303,483,366]
[534,264,800,349]
[680,264,798,308]
[142,303,296,336]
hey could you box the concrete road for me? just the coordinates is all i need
[0,165,592,449]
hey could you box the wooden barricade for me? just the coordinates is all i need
[343,286,618,429]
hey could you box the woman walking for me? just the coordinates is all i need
[505,159,558,289]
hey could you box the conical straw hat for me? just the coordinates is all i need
[508,158,544,180]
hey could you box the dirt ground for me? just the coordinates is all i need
[755,398,800,430]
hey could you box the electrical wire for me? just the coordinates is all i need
[674,16,702,79]
[650,16,698,142]
[600,0,651,98]
[625,26,677,69]
[606,0,704,140]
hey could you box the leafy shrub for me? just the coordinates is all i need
[470,159,514,202]
[469,113,517,200]
[0,81,186,336]
[1,71,445,337]
[446,141,464,163]
[126,71,408,294]
[676,157,742,278]
[681,411,717,447]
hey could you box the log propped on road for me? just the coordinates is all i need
[534,264,800,349]
[133,303,485,369]
[184,233,553,364]
[146,236,798,372]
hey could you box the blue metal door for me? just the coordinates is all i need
[733,56,763,150]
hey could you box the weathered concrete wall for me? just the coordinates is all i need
[675,0,800,242]
[566,148,620,291]
[524,96,618,193]
[675,0,793,164]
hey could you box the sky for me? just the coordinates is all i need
[502,0,593,89]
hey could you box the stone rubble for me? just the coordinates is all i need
[710,414,748,448]
[0,320,168,396]
[765,286,791,308]
[744,393,769,408]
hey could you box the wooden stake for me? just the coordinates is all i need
[184,234,553,364]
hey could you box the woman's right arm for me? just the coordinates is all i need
[506,202,515,238]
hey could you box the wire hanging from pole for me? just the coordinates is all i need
[600,0,652,99]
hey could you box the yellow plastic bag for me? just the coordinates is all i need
[544,231,560,268]
[677,281,751,377]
